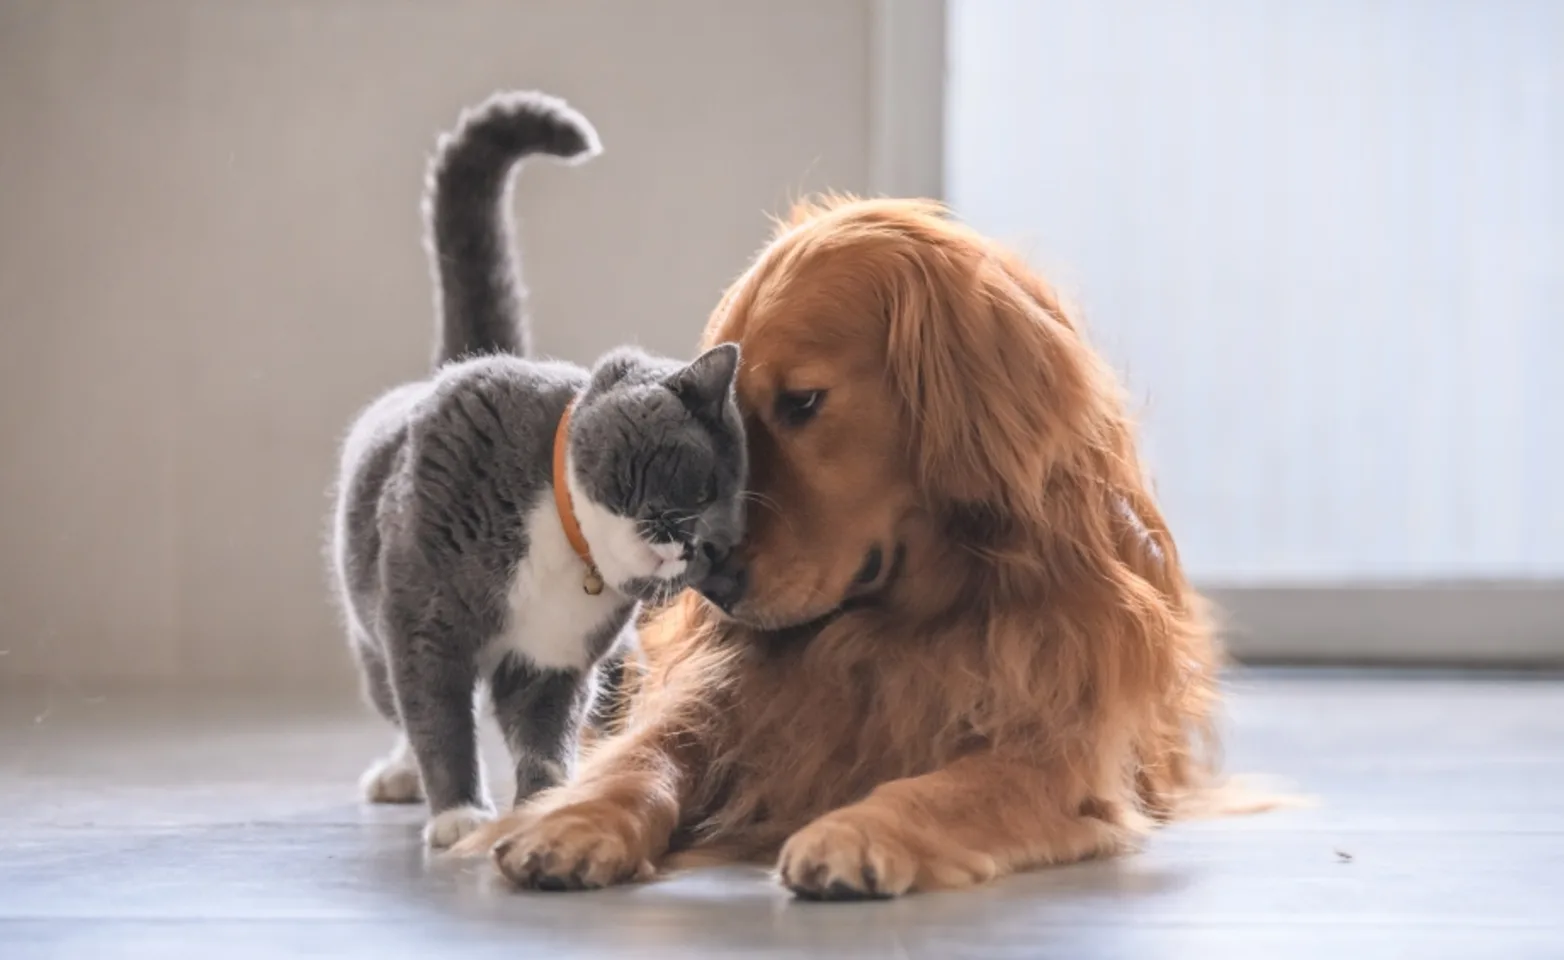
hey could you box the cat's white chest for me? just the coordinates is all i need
[493,495,625,672]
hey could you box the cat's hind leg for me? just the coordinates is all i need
[490,655,595,808]
[352,637,424,804]
[360,733,424,805]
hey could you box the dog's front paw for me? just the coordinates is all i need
[424,804,494,849]
[778,807,995,900]
[492,803,653,891]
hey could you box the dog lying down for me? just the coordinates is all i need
[451,195,1279,898]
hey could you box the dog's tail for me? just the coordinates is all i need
[423,90,601,367]
[1176,774,1313,820]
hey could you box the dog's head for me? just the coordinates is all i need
[694,197,1118,631]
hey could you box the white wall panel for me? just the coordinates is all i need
[947,0,1563,583]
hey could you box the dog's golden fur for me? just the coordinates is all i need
[458,197,1229,897]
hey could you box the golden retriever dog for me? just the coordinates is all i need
[458,196,1234,898]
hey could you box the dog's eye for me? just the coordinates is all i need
[775,389,825,427]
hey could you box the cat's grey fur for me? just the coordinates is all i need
[329,91,747,849]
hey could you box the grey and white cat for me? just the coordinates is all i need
[329,91,747,849]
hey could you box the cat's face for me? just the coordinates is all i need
[566,344,747,602]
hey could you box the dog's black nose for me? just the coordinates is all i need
[696,543,747,612]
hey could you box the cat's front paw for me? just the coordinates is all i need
[424,804,495,849]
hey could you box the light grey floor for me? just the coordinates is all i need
[2,670,1561,959]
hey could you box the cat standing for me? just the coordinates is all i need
[329,91,747,848]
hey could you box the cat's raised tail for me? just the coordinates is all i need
[423,90,602,367]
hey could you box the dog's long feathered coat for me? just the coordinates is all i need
[462,197,1233,897]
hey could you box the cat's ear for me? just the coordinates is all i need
[666,343,740,419]
[590,347,650,391]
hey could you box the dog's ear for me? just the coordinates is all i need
[699,280,743,350]
[885,244,1107,516]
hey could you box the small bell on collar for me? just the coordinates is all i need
[582,563,605,596]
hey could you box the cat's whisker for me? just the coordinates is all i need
[737,489,797,536]
[738,490,783,517]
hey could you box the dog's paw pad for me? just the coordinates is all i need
[491,809,650,890]
[779,813,918,899]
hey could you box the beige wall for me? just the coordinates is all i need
[0,0,873,690]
